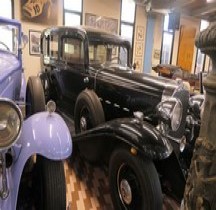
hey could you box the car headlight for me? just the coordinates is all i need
[0,99,22,149]
[157,98,183,131]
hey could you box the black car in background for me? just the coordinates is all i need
[35,26,203,210]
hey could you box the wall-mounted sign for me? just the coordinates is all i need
[85,13,118,34]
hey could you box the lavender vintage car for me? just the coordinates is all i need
[0,17,72,209]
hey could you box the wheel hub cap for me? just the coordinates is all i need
[80,116,87,131]
[119,179,132,205]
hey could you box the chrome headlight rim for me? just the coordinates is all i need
[170,98,183,131]
[0,98,23,150]
[157,97,183,132]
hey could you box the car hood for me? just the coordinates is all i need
[97,66,179,101]
[0,50,20,82]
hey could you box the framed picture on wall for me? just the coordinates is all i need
[29,30,41,56]
[134,58,143,71]
[21,0,58,25]
[135,42,144,57]
[85,13,118,34]
[136,26,145,41]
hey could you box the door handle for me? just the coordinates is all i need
[84,77,89,83]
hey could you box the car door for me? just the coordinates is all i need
[54,33,93,104]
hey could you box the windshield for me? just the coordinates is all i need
[89,43,129,68]
[0,24,19,56]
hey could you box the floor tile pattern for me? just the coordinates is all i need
[65,154,113,210]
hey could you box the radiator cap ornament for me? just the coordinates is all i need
[46,100,56,114]
[133,111,143,122]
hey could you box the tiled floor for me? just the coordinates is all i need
[65,154,113,210]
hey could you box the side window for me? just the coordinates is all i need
[62,37,84,64]
[88,44,108,64]
[49,35,59,59]
[120,46,128,66]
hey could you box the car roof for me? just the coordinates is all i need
[42,26,131,47]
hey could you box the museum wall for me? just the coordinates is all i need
[13,0,204,79]
[14,0,149,78]
[83,0,121,31]
[14,0,64,80]
[133,5,147,72]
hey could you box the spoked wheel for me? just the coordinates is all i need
[109,148,162,210]
[74,89,105,133]
[79,105,94,132]
[74,89,105,162]
[26,76,45,118]
[34,156,66,210]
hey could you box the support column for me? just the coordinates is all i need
[143,14,155,73]
[184,24,216,210]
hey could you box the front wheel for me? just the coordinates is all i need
[34,156,66,210]
[109,148,162,210]
[74,89,105,133]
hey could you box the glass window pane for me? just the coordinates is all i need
[200,20,209,31]
[195,20,209,73]
[163,15,169,31]
[62,37,84,64]
[161,32,173,64]
[64,0,82,12]
[0,25,18,56]
[121,24,133,44]
[49,35,59,59]
[65,12,81,26]
[0,0,12,18]
[120,47,128,67]
[195,49,205,73]
[88,43,128,67]
[121,0,135,23]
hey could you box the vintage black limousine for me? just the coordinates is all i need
[26,26,203,210]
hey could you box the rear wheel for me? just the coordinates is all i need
[26,76,45,117]
[109,148,162,210]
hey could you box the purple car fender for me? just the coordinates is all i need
[17,111,72,159]
[0,111,72,210]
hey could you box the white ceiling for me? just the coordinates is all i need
[134,0,216,21]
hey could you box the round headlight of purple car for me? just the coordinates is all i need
[0,99,22,149]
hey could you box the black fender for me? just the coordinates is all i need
[73,117,173,161]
